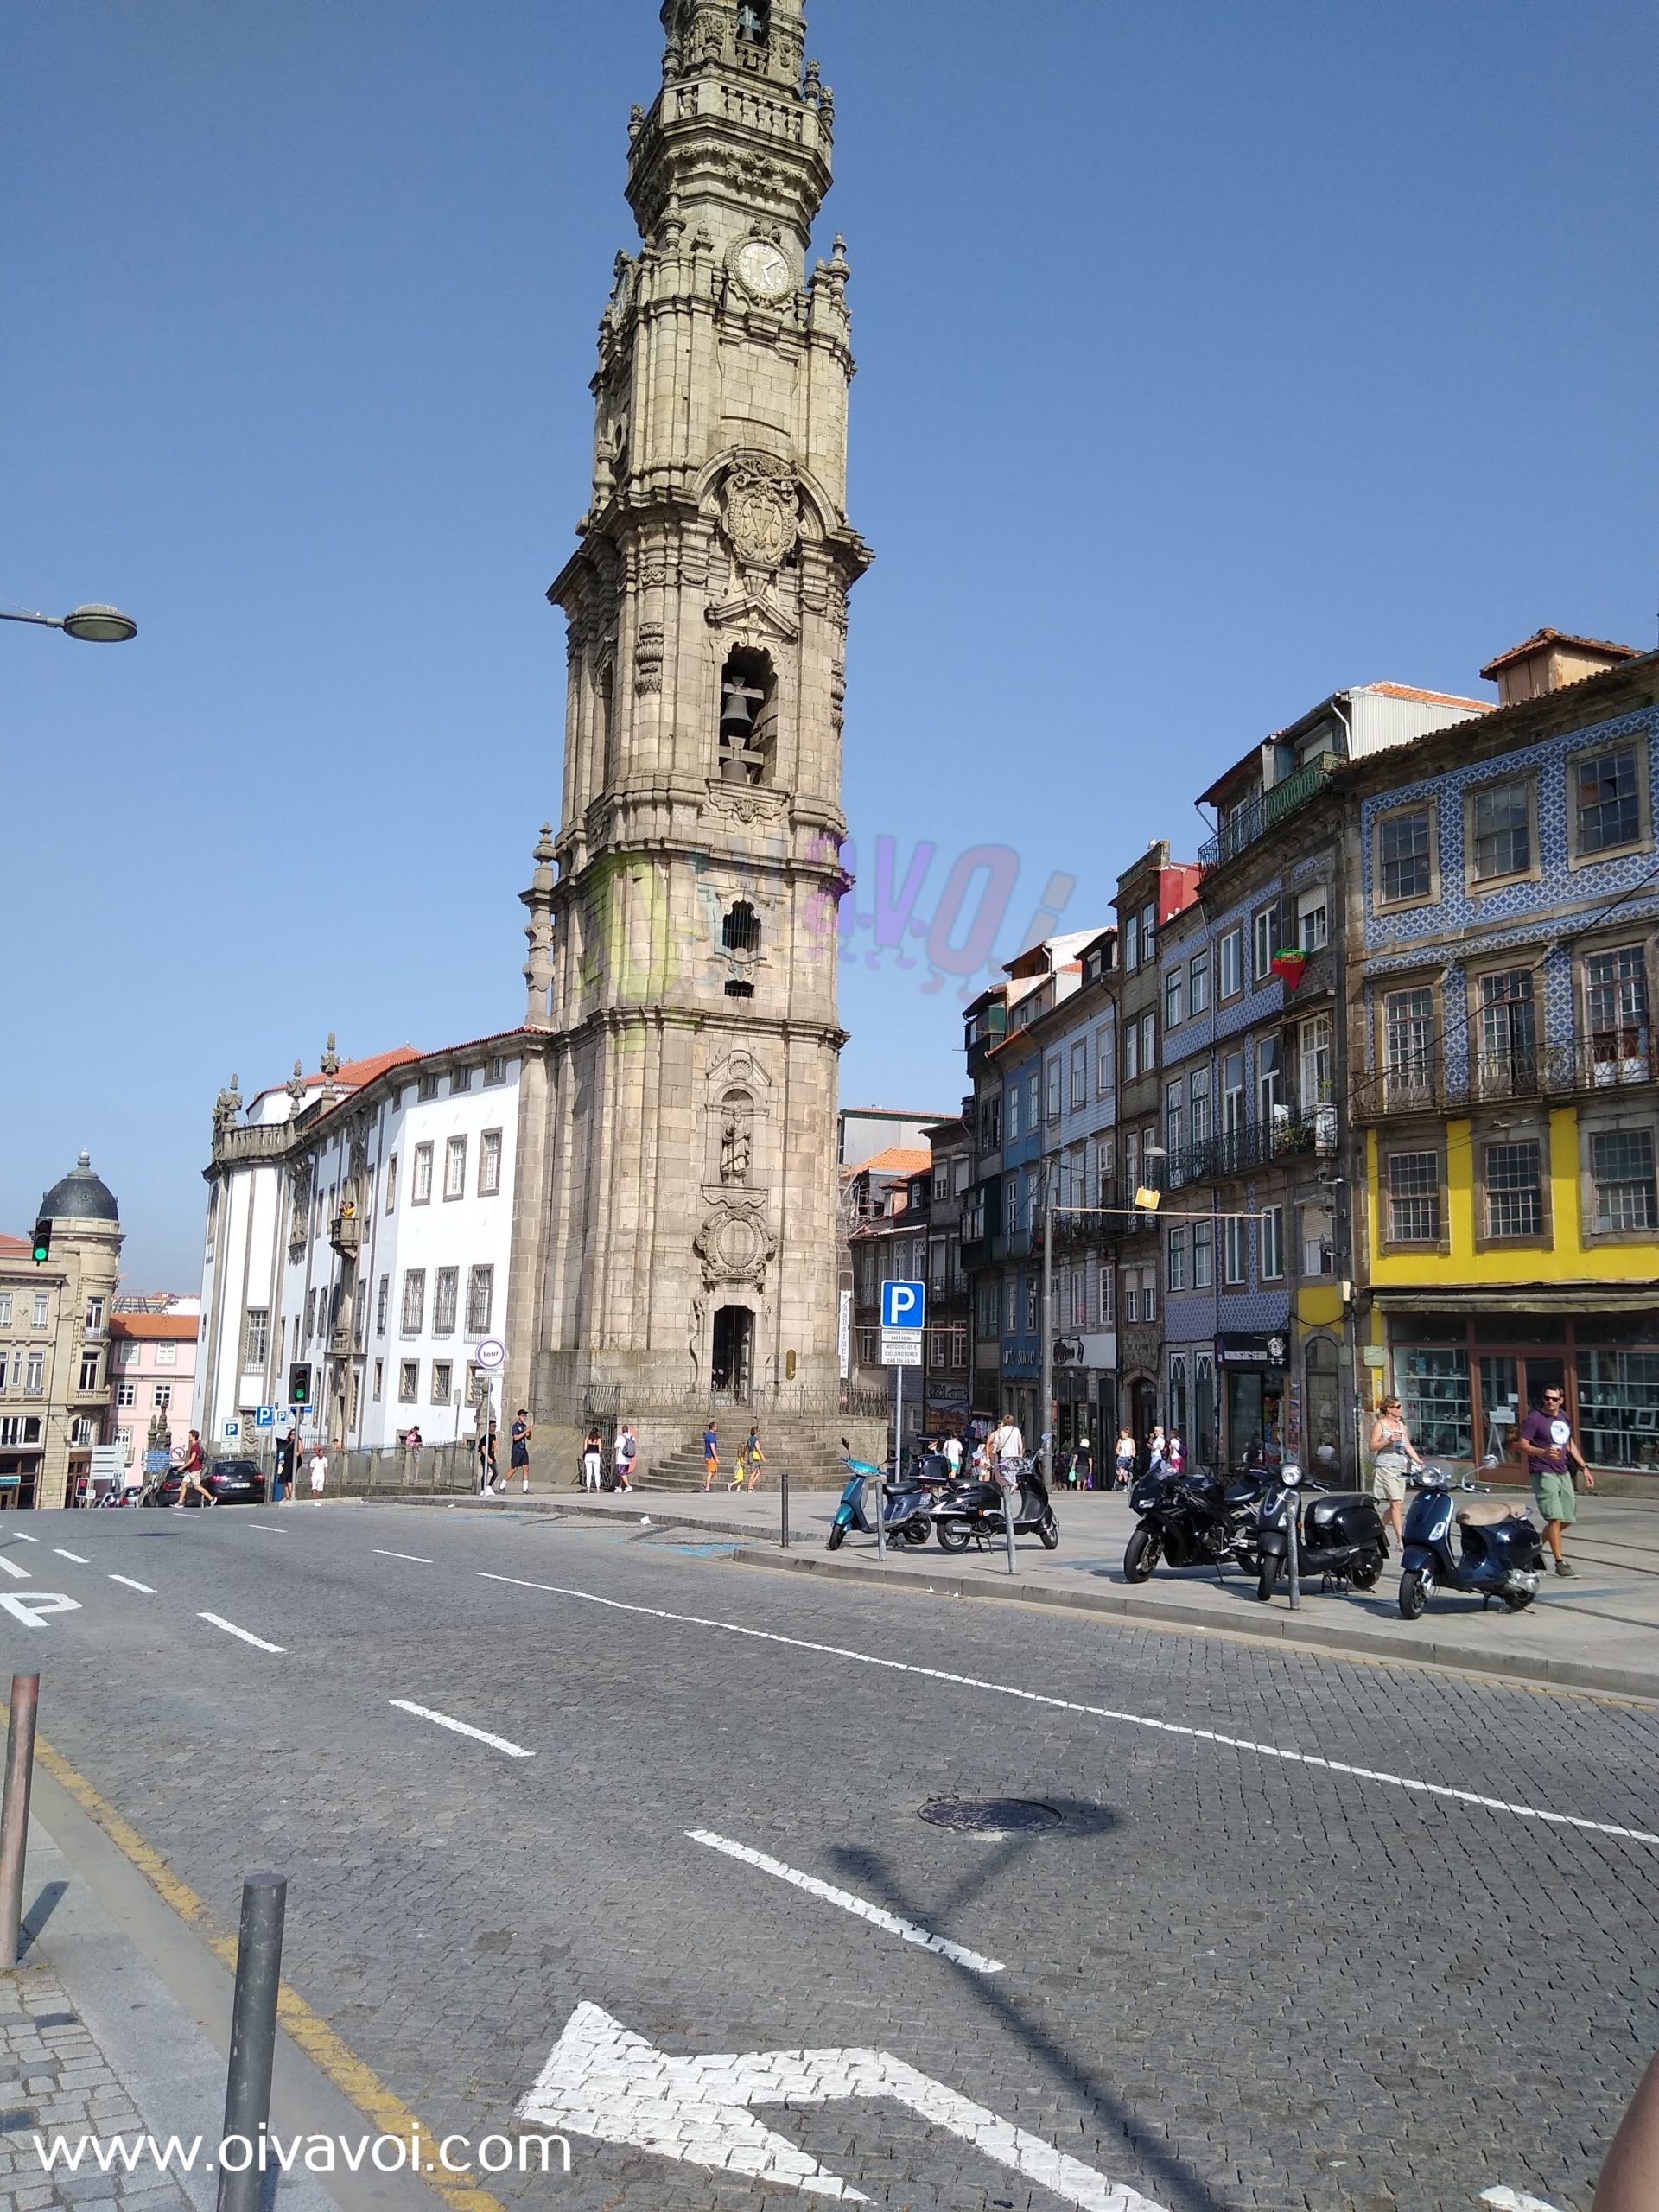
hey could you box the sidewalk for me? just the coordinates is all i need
[432,1483,1659,1700]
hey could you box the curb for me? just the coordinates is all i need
[372,1491,793,1546]
[729,1544,1659,1702]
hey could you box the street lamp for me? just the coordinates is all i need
[1,602,137,643]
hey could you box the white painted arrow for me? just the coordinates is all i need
[517,2002,1169,2210]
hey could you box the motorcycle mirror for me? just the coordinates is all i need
[840,1437,849,1450]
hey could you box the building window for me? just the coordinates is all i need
[1165,1079,1183,1156]
[372,1360,383,1402]
[1003,1279,1017,1334]
[1396,1345,1471,1459]
[1257,1035,1281,1127]
[1218,927,1243,1000]
[1579,1348,1659,1471]
[1167,1226,1187,1293]
[722,899,761,953]
[1027,1071,1039,1129]
[1123,1023,1139,1082]
[487,1056,507,1083]
[1141,1012,1156,1072]
[1189,950,1210,1015]
[1301,1202,1334,1277]
[1124,912,1140,971]
[1165,965,1183,1029]
[1299,1013,1332,1108]
[376,1274,390,1336]
[1591,1128,1657,1232]
[1377,807,1433,906]
[1223,1216,1248,1285]
[1261,1205,1285,1280]
[116,1379,136,1408]
[117,1341,139,1366]
[1070,1040,1087,1109]
[1387,1151,1442,1243]
[84,1295,105,1334]
[1022,1275,1037,1334]
[1125,1286,1139,1324]
[444,1136,467,1199]
[32,1295,49,1329]
[78,1350,101,1391]
[1143,1280,1158,1324]
[1475,969,1536,1094]
[1096,1027,1113,1096]
[467,1265,494,1335]
[155,1342,177,1368]
[452,1066,474,1094]
[385,1154,397,1212]
[432,1360,453,1403]
[1471,780,1532,883]
[1585,946,1650,1077]
[1383,985,1436,1106]
[1189,1066,1211,1146]
[1169,1354,1188,1439]
[1252,904,1280,986]
[1296,885,1328,952]
[433,1268,458,1335]
[1573,746,1643,858]
[479,1129,503,1195]
[412,1143,434,1204]
[0,1294,10,1328]
[1046,1058,1062,1122]
[1484,1140,1542,1239]
[1098,1268,1114,1325]
[401,1270,426,1333]
[1007,1081,1020,1141]
[399,1360,419,1403]
[151,1381,171,1409]
[1192,1221,1213,1289]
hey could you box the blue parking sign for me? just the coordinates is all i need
[880,1280,926,1330]
[254,1405,276,1430]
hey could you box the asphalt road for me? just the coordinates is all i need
[3,1501,1656,2212]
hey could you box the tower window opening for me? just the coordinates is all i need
[717,648,776,786]
[736,3,770,45]
[722,900,761,953]
[725,979,755,998]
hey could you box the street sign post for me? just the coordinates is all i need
[878,1283,926,1564]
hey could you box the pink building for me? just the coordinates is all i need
[108,1297,200,1482]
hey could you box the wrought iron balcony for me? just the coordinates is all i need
[1199,753,1342,874]
[1354,1035,1656,1123]
[1156,1112,1326,1188]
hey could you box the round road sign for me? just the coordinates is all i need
[475,1338,506,1371]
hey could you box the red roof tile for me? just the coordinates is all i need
[110,1313,198,1341]
[1363,682,1492,711]
[1480,628,1639,678]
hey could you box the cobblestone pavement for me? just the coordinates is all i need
[0,1957,188,2212]
[3,1503,1656,2212]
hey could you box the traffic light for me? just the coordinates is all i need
[289,1363,311,1407]
[30,1220,51,1265]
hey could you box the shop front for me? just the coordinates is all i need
[1216,1327,1289,1471]
[1386,1306,1659,1479]
[1053,1332,1116,1466]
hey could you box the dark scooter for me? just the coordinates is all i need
[934,1459,1059,1552]
[1398,1465,1544,1618]
[1122,1464,1268,1583]
[827,1446,934,1552]
[1255,1459,1388,1603]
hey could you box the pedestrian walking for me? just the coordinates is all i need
[1147,1424,1166,1477]
[272,1431,293,1503]
[582,1425,604,1491]
[613,1424,637,1492]
[1165,1432,1184,1476]
[741,1425,765,1491]
[987,1414,1024,1491]
[1516,1384,1595,1576]
[702,1421,719,1493]
[1114,1426,1136,1489]
[476,1421,499,1493]
[1072,1436,1094,1491]
[1368,1395,1421,1545]
[404,1424,423,1485]
[173,1430,217,1509]
[942,1433,963,1478]
[308,1444,329,1502]
[510,1409,533,1494]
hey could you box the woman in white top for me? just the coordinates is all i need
[1114,1427,1137,1488]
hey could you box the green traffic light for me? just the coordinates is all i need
[30,1221,50,1265]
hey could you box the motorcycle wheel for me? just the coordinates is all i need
[1122,1525,1159,1582]
[1398,1567,1430,1620]
[936,1517,973,1554]
[1038,1516,1059,1551]
[901,1522,931,1548]
[1500,1587,1535,1611]
[1256,1553,1282,1604]
[827,1522,847,1552]
[1349,1548,1385,1592]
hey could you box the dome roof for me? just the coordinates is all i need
[39,1152,119,1224]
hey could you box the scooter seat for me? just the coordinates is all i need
[1455,1497,1525,1526]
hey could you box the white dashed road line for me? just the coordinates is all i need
[247,1523,287,1535]
[388,1698,533,1758]
[199,1611,285,1654]
[109,1574,156,1594]
[0,1557,30,1580]
[10,1532,38,1543]
[476,1573,1659,1851]
[373,1548,434,1565]
[688,1827,1005,1974]
[53,1548,88,1564]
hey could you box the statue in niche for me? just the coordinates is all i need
[720,1109,753,1185]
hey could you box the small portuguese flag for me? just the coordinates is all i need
[1270,946,1308,990]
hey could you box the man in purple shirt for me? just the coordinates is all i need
[1516,1386,1594,1576]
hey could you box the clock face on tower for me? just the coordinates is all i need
[732,238,792,302]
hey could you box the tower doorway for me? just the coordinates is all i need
[712,1306,754,1402]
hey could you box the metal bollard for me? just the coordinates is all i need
[217,1873,288,2212]
[0,1674,41,1971]
[1287,1490,1301,1611]
[1002,1478,1017,1578]
[779,1464,791,1550]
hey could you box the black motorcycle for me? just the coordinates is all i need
[1255,1459,1388,1603]
[934,1459,1059,1552]
[1122,1464,1267,1583]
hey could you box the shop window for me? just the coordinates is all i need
[1395,1345,1471,1458]
[1578,1348,1659,1471]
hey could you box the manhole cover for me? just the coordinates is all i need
[918,1797,1061,1837]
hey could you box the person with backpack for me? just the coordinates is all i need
[613,1424,638,1492]
[509,1409,533,1493]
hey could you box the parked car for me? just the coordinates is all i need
[144,1458,267,1507]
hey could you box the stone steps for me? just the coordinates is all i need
[635,1424,855,1492]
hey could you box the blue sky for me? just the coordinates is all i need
[4,1,1655,1287]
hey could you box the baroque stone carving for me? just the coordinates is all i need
[720,451,799,570]
[694,1203,776,1289]
[633,620,664,693]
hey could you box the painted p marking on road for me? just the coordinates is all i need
[518,2004,1166,2209]
[688,1829,1004,1974]
[0,1593,82,1630]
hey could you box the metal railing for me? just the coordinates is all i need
[1357,1036,1656,1122]
[1199,753,1342,873]
[1156,1113,1324,1186]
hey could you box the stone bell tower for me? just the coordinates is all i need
[518,0,869,1416]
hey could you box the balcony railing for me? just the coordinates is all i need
[1199,752,1342,873]
[1356,1036,1655,1122]
[1155,1110,1329,1187]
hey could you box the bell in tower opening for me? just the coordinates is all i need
[518,0,871,1465]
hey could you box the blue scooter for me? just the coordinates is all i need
[1398,1465,1544,1618]
[827,1443,935,1551]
